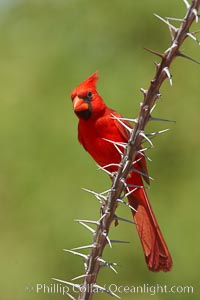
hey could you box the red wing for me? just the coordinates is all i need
[111,110,131,141]
[112,110,150,185]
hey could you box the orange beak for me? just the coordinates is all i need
[73,96,89,112]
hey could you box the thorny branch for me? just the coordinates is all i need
[54,1,200,299]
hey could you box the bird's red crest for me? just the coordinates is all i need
[81,71,99,89]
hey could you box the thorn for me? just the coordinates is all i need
[182,0,190,9]
[154,13,177,32]
[114,143,123,156]
[166,16,185,22]
[163,67,173,86]
[165,42,178,56]
[191,29,200,35]
[127,183,145,189]
[137,146,152,161]
[52,278,80,289]
[83,261,87,272]
[117,198,137,212]
[137,147,148,153]
[140,88,148,96]
[138,149,152,162]
[125,187,139,197]
[106,236,112,248]
[141,134,158,144]
[102,138,127,149]
[120,178,129,190]
[74,219,99,225]
[155,91,162,99]
[122,159,131,173]
[132,156,143,166]
[98,163,119,170]
[63,249,88,260]
[168,31,174,41]
[71,244,96,251]
[110,113,132,133]
[97,163,119,176]
[93,284,121,299]
[144,47,163,58]
[71,274,88,281]
[146,128,170,137]
[82,188,107,202]
[99,259,118,267]
[78,221,96,234]
[98,213,108,222]
[98,258,118,274]
[122,180,131,193]
[154,61,161,70]
[145,155,152,162]
[100,188,112,195]
[97,165,114,176]
[131,167,154,181]
[114,215,135,224]
[140,131,154,147]
[149,116,176,123]
[102,230,112,248]
[110,239,130,244]
[150,103,157,114]
[65,292,77,300]
[168,23,175,40]
[187,32,200,45]
[101,264,119,275]
[111,116,138,124]
[192,8,198,23]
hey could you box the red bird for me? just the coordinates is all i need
[70,71,172,272]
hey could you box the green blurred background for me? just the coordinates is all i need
[0,0,200,299]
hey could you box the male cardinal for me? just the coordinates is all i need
[70,71,172,272]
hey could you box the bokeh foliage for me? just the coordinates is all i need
[0,1,200,299]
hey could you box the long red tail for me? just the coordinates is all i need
[127,186,172,272]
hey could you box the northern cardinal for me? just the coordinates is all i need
[70,71,172,272]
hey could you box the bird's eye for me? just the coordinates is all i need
[87,91,92,99]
